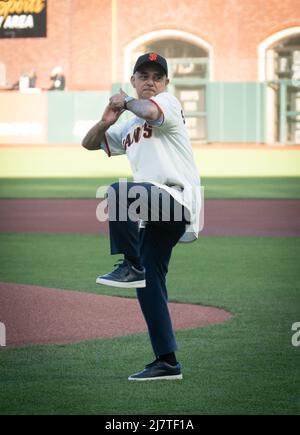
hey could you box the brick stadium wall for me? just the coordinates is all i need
[70,0,112,90]
[0,0,72,90]
[0,0,299,89]
[116,0,300,82]
[0,0,112,90]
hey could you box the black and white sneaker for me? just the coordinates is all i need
[96,259,146,288]
[128,360,183,381]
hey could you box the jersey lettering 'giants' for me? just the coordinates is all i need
[123,122,153,149]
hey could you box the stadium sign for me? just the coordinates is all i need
[0,0,47,38]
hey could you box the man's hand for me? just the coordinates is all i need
[101,104,125,126]
[108,88,161,122]
[82,101,125,151]
[109,88,129,111]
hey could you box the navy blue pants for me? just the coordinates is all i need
[107,182,186,357]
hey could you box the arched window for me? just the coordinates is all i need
[135,39,208,80]
[272,34,300,144]
[259,28,300,144]
[125,31,212,142]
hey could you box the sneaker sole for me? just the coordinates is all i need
[96,277,146,288]
[128,374,183,381]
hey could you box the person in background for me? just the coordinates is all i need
[28,69,37,88]
[48,66,65,91]
[11,69,37,91]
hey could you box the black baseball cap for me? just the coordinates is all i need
[133,52,168,77]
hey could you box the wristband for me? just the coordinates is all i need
[124,96,135,110]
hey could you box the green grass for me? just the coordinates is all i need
[0,177,300,199]
[0,233,300,415]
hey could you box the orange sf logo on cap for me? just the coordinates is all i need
[149,53,158,61]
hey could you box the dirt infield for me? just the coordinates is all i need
[1,199,300,236]
[0,282,232,348]
[1,197,297,348]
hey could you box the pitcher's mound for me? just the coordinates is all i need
[0,282,232,347]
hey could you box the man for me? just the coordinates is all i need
[48,66,65,91]
[82,53,201,381]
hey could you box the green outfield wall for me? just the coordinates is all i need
[1,87,300,177]
[207,83,266,143]
[47,91,110,144]
[1,85,266,145]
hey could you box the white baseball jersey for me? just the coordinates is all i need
[100,91,201,242]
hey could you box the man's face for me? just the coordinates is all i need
[131,64,169,99]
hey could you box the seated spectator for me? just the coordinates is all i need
[48,66,65,91]
[28,69,37,88]
[11,69,37,91]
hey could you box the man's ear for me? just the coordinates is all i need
[166,78,170,86]
[130,75,136,88]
